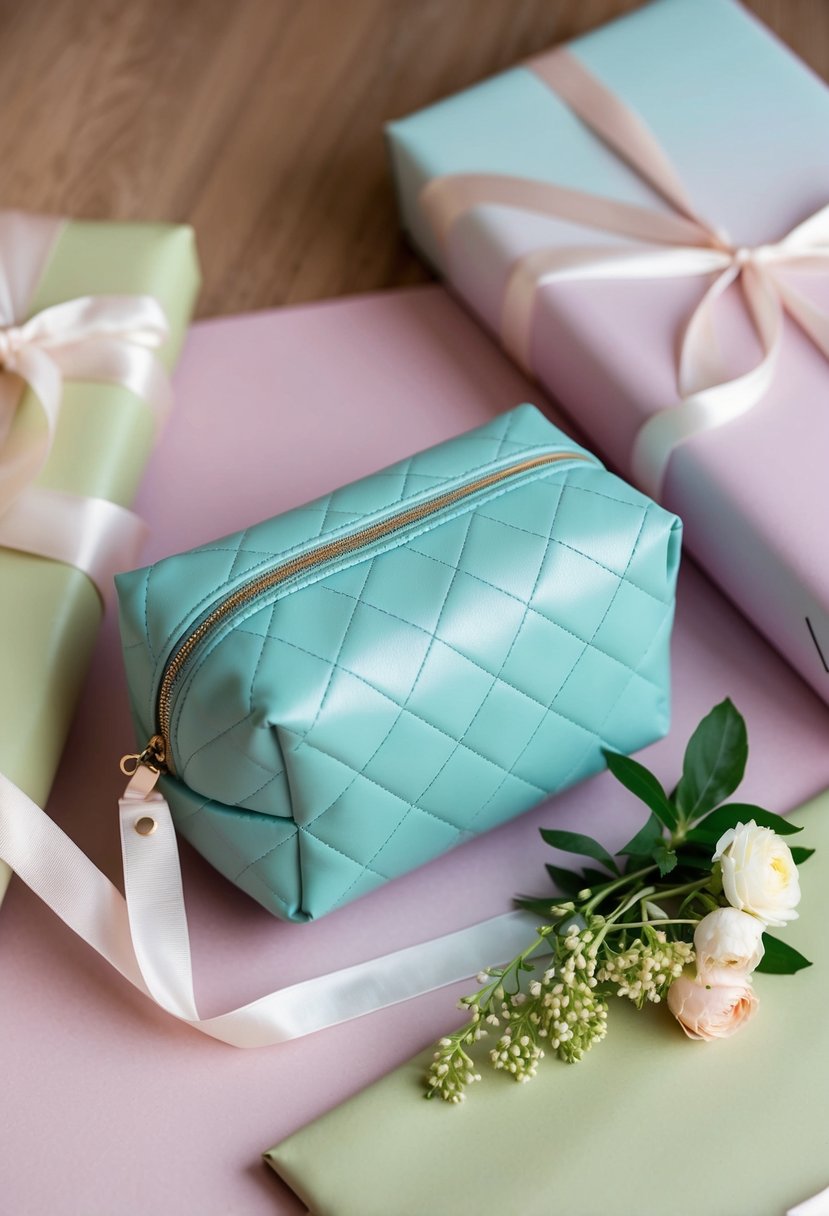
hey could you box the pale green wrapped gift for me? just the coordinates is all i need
[0,212,199,904]
[266,791,829,1216]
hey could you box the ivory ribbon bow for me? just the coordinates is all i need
[0,211,172,597]
[420,49,829,499]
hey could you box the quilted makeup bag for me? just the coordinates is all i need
[116,405,681,923]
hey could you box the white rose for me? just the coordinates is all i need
[667,974,758,1041]
[713,820,800,927]
[693,907,765,982]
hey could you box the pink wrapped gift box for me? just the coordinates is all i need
[387,0,829,705]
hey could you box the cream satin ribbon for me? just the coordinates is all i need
[0,211,172,598]
[420,49,829,500]
[0,766,537,1047]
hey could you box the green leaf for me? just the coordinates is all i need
[685,803,803,846]
[544,863,583,899]
[618,811,666,858]
[539,828,619,874]
[754,933,812,975]
[602,750,677,829]
[674,699,748,823]
[654,845,678,876]
[671,850,715,873]
[790,846,815,865]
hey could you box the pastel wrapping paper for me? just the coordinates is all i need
[386,0,829,706]
[266,797,829,1216]
[0,217,199,904]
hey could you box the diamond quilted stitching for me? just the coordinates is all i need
[544,532,655,772]
[172,469,666,822]
[530,543,621,637]
[550,646,635,736]
[467,773,557,836]
[173,625,277,771]
[291,558,374,736]
[291,754,410,862]
[402,541,664,695]
[417,745,535,821]
[556,610,672,795]
[131,407,568,672]
[365,714,460,805]
[476,475,565,536]
[475,481,666,606]
[591,577,672,665]
[436,568,529,671]
[335,600,434,705]
[292,508,485,869]
[305,768,435,870]
[173,488,666,822]
[406,505,477,571]
[250,575,363,678]
[313,581,655,718]
[462,505,656,836]
[181,715,288,811]
[463,681,548,773]
[498,612,586,705]
[459,510,552,602]
[225,525,251,582]
[125,408,680,922]
[302,668,403,789]
[550,482,648,576]
[297,830,391,906]
[187,798,300,896]
[406,639,497,739]
[367,806,466,875]
[358,544,457,635]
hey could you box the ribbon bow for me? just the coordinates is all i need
[420,49,829,498]
[0,212,172,596]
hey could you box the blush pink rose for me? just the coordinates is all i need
[667,974,758,1041]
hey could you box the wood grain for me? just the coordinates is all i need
[0,0,825,316]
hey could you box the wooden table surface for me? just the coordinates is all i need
[0,0,825,318]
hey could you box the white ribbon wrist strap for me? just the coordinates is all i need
[0,768,537,1047]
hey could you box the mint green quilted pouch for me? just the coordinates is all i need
[116,406,681,922]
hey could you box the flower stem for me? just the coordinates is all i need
[650,877,710,903]
[603,919,699,931]
[589,886,657,954]
[583,865,657,914]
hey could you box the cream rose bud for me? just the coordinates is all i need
[714,820,801,927]
[694,907,765,981]
[667,975,758,1041]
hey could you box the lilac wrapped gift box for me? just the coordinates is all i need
[387,0,829,705]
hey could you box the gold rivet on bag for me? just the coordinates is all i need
[134,816,158,837]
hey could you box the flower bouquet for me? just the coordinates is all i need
[426,701,812,1103]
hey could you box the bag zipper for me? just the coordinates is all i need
[120,448,592,778]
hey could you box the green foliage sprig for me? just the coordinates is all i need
[425,700,812,1104]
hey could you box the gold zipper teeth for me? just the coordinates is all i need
[155,449,589,767]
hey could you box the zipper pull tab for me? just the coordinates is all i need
[123,762,162,801]
[119,734,167,778]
